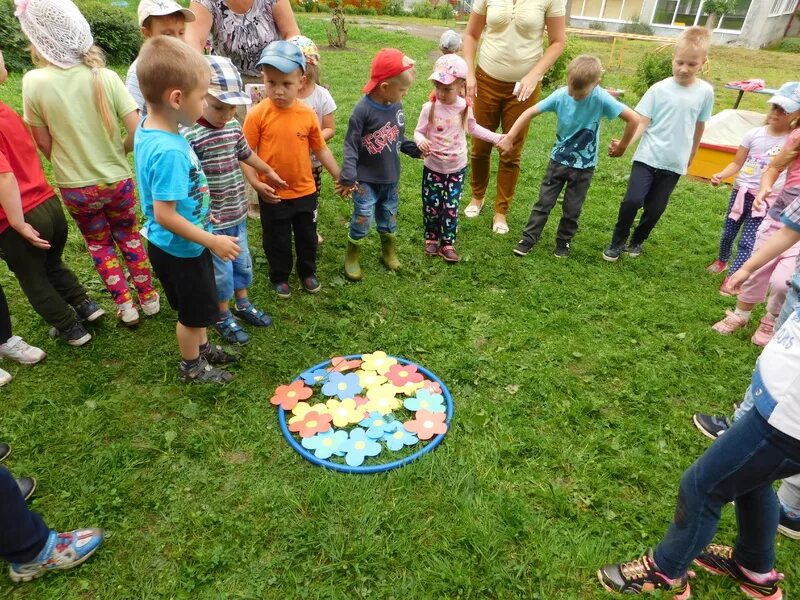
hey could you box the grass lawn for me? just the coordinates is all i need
[2,14,800,599]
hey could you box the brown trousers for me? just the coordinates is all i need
[470,67,541,215]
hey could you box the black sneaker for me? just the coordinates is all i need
[0,442,10,462]
[602,244,623,262]
[598,550,692,599]
[694,543,784,599]
[49,322,92,346]
[74,299,105,322]
[692,413,731,440]
[16,476,36,502]
[554,241,571,258]
[302,275,322,293]
[272,282,291,299]
[200,343,240,365]
[625,242,644,258]
[778,507,800,540]
[179,357,233,384]
[513,238,536,257]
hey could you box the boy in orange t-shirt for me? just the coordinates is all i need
[243,41,341,297]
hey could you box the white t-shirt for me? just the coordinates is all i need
[299,84,336,167]
[736,126,788,190]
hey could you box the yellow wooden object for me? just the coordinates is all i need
[688,143,736,183]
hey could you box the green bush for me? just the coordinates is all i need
[342,4,359,14]
[619,16,654,36]
[382,0,407,16]
[410,0,434,18]
[0,0,31,72]
[633,49,672,96]
[775,37,800,53]
[77,1,142,65]
[433,2,454,19]
[541,39,586,91]
[588,20,607,31]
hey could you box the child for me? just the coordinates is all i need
[18,0,159,326]
[602,27,714,262]
[439,30,461,55]
[289,35,337,246]
[338,48,422,281]
[184,55,287,345]
[126,0,195,114]
[498,55,638,258]
[135,36,241,383]
[0,284,45,386]
[243,41,341,298]
[706,85,798,281]
[0,49,100,347]
[414,54,503,262]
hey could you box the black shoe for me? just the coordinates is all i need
[602,244,623,262]
[598,550,691,598]
[778,507,800,540]
[624,242,643,258]
[302,275,322,293]
[74,299,105,322]
[16,477,36,502]
[692,413,731,440]
[49,322,91,346]
[554,241,571,258]
[694,544,784,598]
[179,357,233,384]
[0,442,10,462]
[201,343,240,365]
[513,238,536,257]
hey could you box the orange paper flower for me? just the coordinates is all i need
[288,410,333,438]
[403,410,447,440]
[270,380,313,411]
[328,356,363,373]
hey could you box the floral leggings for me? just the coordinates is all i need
[421,166,465,246]
[60,179,156,307]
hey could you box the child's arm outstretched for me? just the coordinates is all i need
[240,156,287,203]
[607,107,639,157]
[312,146,341,184]
[726,225,800,293]
[0,172,50,249]
[755,136,800,207]
[320,112,336,143]
[413,102,433,156]
[688,120,705,169]
[497,106,542,156]
[466,105,504,146]
[338,109,364,196]
[710,145,748,186]
[154,201,239,261]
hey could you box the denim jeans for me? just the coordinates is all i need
[0,466,49,563]
[211,221,253,302]
[349,182,399,241]
[653,409,800,578]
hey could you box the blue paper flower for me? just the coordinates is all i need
[340,427,381,466]
[359,411,395,439]
[382,421,419,451]
[301,429,348,459]
[300,368,329,386]
[321,372,363,400]
[404,388,446,413]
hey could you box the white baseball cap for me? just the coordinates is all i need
[137,0,196,27]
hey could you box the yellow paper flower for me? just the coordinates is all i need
[289,402,330,425]
[355,369,388,389]
[364,383,401,415]
[360,351,397,375]
[397,380,424,396]
[325,398,365,428]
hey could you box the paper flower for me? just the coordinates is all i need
[355,369,387,389]
[325,398,366,428]
[383,421,419,451]
[359,412,395,439]
[300,367,328,386]
[340,428,382,467]
[288,402,329,425]
[396,380,425,396]
[353,395,369,407]
[321,372,362,400]
[270,380,313,410]
[364,383,401,415]
[301,429,348,459]
[288,409,332,438]
[360,351,397,374]
[404,389,446,413]
[420,379,442,394]
[328,356,363,372]
[404,410,447,440]
[385,363,424,387]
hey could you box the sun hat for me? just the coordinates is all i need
[137,0,196,27]
[14,0,93,69]
[256,40,306,74]
[439,30,461,53]
[206,56,251,105]
[429,54,467,85]
[768,82,800,114]
[363,48,414,93]
[287,35,320,67]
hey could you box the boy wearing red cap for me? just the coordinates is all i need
[338,48,422,281]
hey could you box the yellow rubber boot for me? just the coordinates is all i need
[380,232,401,271]
[344,238,363,281]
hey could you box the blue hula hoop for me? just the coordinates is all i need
[277,354,453,474]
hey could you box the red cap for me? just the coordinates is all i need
[362,48,413,93]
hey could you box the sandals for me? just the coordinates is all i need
[202,343,240,365]
[179,358,233,384]
[492,215,509,234]
[234,304,273,327]
[214,316,250,345]
[464,199,484,218]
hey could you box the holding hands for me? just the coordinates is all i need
[210,235,240,262]
[607,139,629,158]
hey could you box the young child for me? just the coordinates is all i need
[414,54,503,262]
[706,84,797,282]
[184,55,286,345]
[289,35,337,246]
[602,27,714,262]
[135,36,241,383]
[18,0,159,327]
[0,49,100,347]
[126,0,195,114]
[439,30,461,55]
[498,55,638,258]
[243,41,341,298]
[338,48,422,281]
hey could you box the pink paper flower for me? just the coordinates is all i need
[385,363,424,387]
[270,380,313,411]
[403,410,447,441]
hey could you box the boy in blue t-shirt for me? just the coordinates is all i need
[498,55,638,258]
[602,26,714,262]
[134,36,241,384]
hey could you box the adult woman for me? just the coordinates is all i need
[186,0,300,79]
[463,0,566,234]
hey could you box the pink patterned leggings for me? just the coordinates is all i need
[60,179,156,307]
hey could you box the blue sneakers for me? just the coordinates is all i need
[10,528,104,583]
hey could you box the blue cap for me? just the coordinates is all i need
[256,40,306,74]
[769,82,800,114]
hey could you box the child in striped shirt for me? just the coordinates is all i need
[184,56,286,345]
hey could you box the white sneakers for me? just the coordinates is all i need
[140,294,160,317]
[118,294,161,327]
[0,368,11,386]
[0,336,47,386]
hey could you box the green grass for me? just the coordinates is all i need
[2,15,800,599]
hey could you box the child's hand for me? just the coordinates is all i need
[753,187,771,210]
[496,136,514,157]
[15,223,51,250]
[210,235,240,262]
[263,168,288,190]
[417,138,432,157]
[607,139,627,158]
[494,135,506,150]
[254,181,281,203]
[336,181,355,198]
[724,268,751,294]
[710,172,724,186]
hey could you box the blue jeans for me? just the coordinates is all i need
[0,466,49,563]
[653,409,800,577]
[349,182,399,241]
[211,221,253,302]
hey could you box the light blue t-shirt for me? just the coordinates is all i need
[134,123,211,258]
[633,77,714,175]
[536,86,624,169]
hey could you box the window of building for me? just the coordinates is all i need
[770,0,797,17]
[651,0,752,31]
[570,0,643,21]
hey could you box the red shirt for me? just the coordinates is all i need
[0,101,53,233]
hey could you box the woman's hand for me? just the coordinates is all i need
[466,73,477,101]
[516,71,541,103]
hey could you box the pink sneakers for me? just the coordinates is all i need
[751,315,776,347]
[706,259,728,274]
[712,310,748,334]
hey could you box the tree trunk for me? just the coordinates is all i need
[705,13,718,30]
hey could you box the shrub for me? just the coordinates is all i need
[342,4,359,13]
[0,0,31,72]
[775,37,800,53]
[587,21,607,31]
[619,16,654,36]
[382,0,406,16]
[410,0,434,18]
[633,49,672,96]
[433,2,454,19]
[541,39,585,91]
[78,1,142,65]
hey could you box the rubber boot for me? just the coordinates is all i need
[380,232,401,271]
[344,238,363,281]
